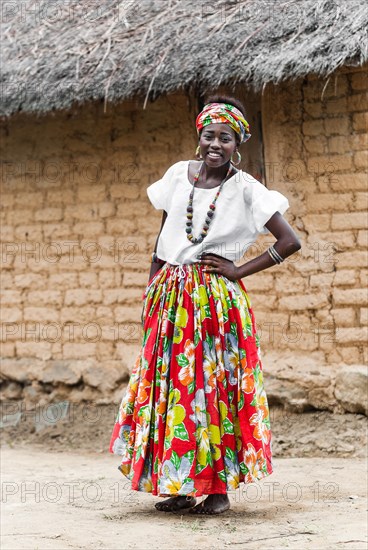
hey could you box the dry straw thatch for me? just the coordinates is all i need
[1,0,367,117]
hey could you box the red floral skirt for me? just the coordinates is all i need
[109,262,273,497]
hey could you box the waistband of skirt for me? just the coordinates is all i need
[162,262,208,281]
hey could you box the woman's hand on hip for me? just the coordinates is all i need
[198,253,240,281]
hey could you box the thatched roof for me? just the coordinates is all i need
[1,0,367,117]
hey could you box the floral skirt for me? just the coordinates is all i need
[109,262,273,497]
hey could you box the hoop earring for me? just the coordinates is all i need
[195,145,202,159]
[231,150,241,165]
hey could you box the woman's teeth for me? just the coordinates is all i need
[208,152,221,158]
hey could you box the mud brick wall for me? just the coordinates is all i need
[0,95,197,404]
[1,66,367,409]
[258,65,368,372]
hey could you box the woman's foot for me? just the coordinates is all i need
[155,496,196,513]
[189,494,230,515]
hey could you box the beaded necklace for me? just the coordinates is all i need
[185,161,233,244]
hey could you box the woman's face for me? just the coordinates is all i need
[199,123,238,167]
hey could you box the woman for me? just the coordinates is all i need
[109,96,301,515]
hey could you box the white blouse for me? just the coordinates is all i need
[146,160,289,266]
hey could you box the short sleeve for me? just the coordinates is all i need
[146,162,180,211]
[246,174,290,235]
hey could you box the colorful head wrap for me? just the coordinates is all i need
[196,102,251,144]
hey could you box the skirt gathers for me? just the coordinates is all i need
[109,262,273,497]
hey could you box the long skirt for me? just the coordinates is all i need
[109,262,273,497]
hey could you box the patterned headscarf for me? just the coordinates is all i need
[196,102,251,144]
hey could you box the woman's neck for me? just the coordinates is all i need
[200,160,233,184]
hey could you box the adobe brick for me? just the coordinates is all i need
[16,341,52,360]
[334,288,368,306]
[73,222,104,237]
[330,308,356,326]
[43,223,72,239]
[352,112,368,132]
[336,327,368,344]
[27,291,62,305]
[123,271,152,287]
[350,72,368,90]
[307,154,353,175]
[302,120,324,136]
[14,273,47,289]
[115,306,144,323]
[331,213,368,230]
[79,272,98,287]
[360,308,368,325]
[99,202,116,218]
[334,250,368,268]
[325,97,347,114]
[77,185,106,202]
[15,192,43,207]
[306,192,353,212]
[1,225,15,240]
[106,219,136,236]
[323,74,349,98]
[47,189,74,205]
[0,307,22,322]
[63,343,96,359]
[60,306,96,324]
[304,102,323,118]
[354,193,368,211]
[332,269,358,286]
[324,116,350,136]
[354,151,368,170]
[357,230,367,247]
[304,138,327,155]
[335,346,363,364]
[64,204,99,221]
[303,214,330,231]
[7,209,34,224]
[318,231,355,250]
[14,225,43,240]
[24,307,59,322]
[65,289,102,306]
[279,293,329,311]
[35,208,63,222]
[273,275,306,294]
[309,273,335,288]
[110,184,140,200]
[1,290,22,304]
[1,342,15,357]
[347,93,368,112]
[329,172,367,191]
[49,273,79,288]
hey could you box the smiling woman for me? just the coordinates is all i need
[109,96,301,515]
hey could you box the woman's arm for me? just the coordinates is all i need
[198,212,301,281]
[235,212,301,279]
[148,210,167,282]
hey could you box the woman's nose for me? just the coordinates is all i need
[210,139,221,148]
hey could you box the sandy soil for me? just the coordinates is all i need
[2,449,367,550]
[1,405,367,549]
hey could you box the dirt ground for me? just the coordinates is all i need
[1,404,367,550]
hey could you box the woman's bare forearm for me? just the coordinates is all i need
[236,212,302,279]
[236,239,301,279]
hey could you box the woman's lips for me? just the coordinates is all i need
[207,152,222,158]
